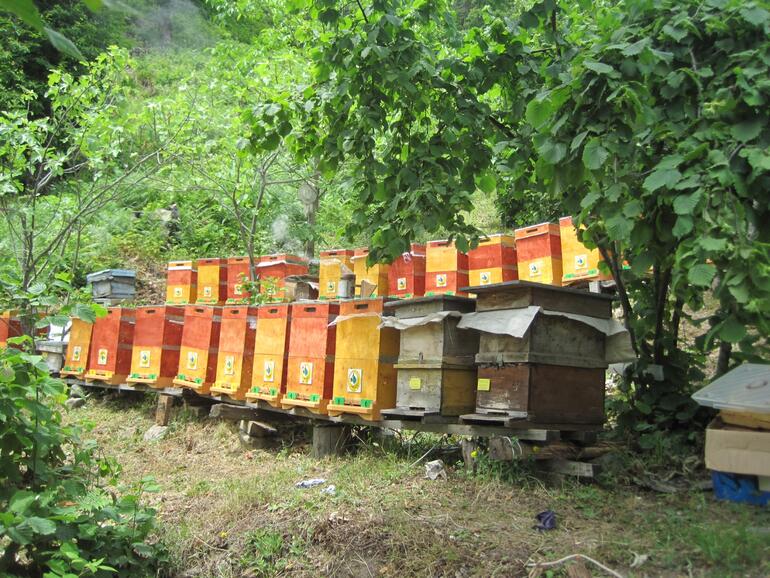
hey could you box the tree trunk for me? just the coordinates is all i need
[716,341,732,377]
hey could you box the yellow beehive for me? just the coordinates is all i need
[196,258,227,305]
[210,306,257,400]
[319,249,355,300]
[559,216,611,284]
[166,261,197,305]
[246,303,291,407]
[61,318,93,378]
[352,248,390,297]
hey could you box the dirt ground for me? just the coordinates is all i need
[69,394,770,578]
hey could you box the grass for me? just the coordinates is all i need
[67,393,770,578]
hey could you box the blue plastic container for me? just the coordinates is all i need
[711,471,770,506]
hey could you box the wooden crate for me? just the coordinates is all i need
[210,306,258,400]
[84,308,135,385]
[559,216,612,285]
[425,240,469,296]
[387,243,426,299]
[226,257,252,304]
[282,301,339,414]
[166,261,197,305]
[382,295,479,417]
[127,306,185,388]
[196,258,227,305]
[327,298,400,420]
[515,223,563,286]
[173,305,221,394]
[0,311,22,348]
[256,254,309,301]
[352,248,390,297]
[61,318,94,378]
[319,249,355,300]
[468,234,518,287]
[246,303,292,407]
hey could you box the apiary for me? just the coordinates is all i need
[60,318,94,378]
[210,306,258,400]
[468,234,517,287]
[126,306,185,388]
[173,305,221,394]
[425,240,469,296]
[352,248,390,297]
[514,223,562,286]
[387,243,426,299]
[319,249,355,300]
[246,303,292,407]
[196,258,227,305]
[559,216,611,285]
[226,257,252,303]
[165,260,197,304]
[84,308,135,385]
[256,254,309,301]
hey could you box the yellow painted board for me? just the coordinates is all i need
[331,356,397,409]
[517,257,563,286]
[559,216,611,284]
[469,267,517,287]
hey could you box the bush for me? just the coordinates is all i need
[0,339,166,577]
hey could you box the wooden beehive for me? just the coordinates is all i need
[226,257,252,304]
[387,243,426,299]
[468,234,518,287]
[282,301,339,414]
[61,318,94,378]
[319,249,355,300]
[0,311,22,348]
[425,240,469,296]
[246,303,292,407]
[327,298,400,420]
[166,261,197,305]
[515,223,562,286]
[196,258,227,305]
[352,248,390,297]
[173,305,221,394]
[84,308,135,385]
[256,254,309,301]
[465,281,614,425]
[210,306,257,400]
[559,216,612,285]
[382,296,478,418]
[126,306,185,388]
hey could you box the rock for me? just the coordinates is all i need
[65,397,86,410]
[69,384,87,399]
[143,424,168,441]
[424,459,447,481]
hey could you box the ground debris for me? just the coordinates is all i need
[143,424,168,441]
[424,459,447,480]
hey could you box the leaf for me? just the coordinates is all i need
[622,38,648,56]
[477,173,496,194]
[740,5,770,25]
[72,303,97,323]
[688,263,716,287]
[82,0,103,10]
[719,318,747,343]
[672,190,702,215]
[672,215,693,237]
[25,516,57,535]
[623,199,642,217]
[525,98,551,129]
[583,60,614,75]
[43,27,83,60]
[0,0,44,30]
[536,139,566,164]
[698,237,727,251]
[731,118,763,142]
[643,169,681,192]
[606,213,633,241]
[570,130,588,152]
[582,138,609,170]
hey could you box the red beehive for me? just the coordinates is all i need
[467,234,518,287]
[173,305,221,394]
[425,240,469,296]
[196,258,227,305]
[210,306,258,400]
[281,301,339,414]
[226,257,252,304]
[84,308,135,385]
[388,243,426,299]
[126,306,184,389]
[515,223,563,286]
[255,253,309,301]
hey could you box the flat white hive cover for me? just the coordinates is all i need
[692,363,770,413]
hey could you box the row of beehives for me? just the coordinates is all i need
[61,281,630,426]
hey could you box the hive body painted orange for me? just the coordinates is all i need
[210,306,257,400]
[196,258,227,305]
[319,249,355,300]
[173,306,221,394]
[256,254,309,301]
[387,243,426,299]
[84,308,135,385]
[61,318,93,378]
[282,302,339,414]
[0,311,22,348]
[467,234,518,287]
[226,257,252,303]
[425,240,469,296]
[352,248,390,297]
[126,306,185,388]
[514,223,563,286]
[246,303,292,407]
[558,216,611,284]
[166,261,197,304]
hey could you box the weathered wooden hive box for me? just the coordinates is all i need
[196,258,227,305]
[559,216,611,285]
[0,311,22,348]
[166,260,197,305]
[127,306,185,388]
[282,301,339,414]
[210,306,257,400]
[84,307,135,385]
[256,254,309,301]
[459,281,615,425]
[174,305,221,394]
[381,295,479,418]
[515,223,562,286]
[247,303,292,407]
[352,248,390,297]
[61,318,94,378]
[86,269,136,300]
[425,240,469,296]
[319,249,355,300]
[225,257,252,304]
[326,298,400,421]
[388,243,426,299]
[468,234,518,287]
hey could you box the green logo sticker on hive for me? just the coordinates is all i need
[97,348,108,366]
[299,362,313,385]
[224,355,235,376]
[347,368,363,393]
[263,360,275,382]
[139,350,151,368]
[186,351,198,370]
[480,271,492,285]
[575,254,587,269]
[397,277,407,290]
[326,280,336,293]
[436,273,447,288]
[71,345,82,362]
[528,261,542,278]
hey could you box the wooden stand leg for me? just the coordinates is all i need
[460,438,479,474]
[155,394,175,426]
[312,424,349,458]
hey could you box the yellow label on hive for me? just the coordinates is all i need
[97,349,108,365]
[409,377,421,390]
[263,360,275,382]
[397,277,407,290]
[528,261,542,278]
[173,287,183,298]
[436,273,447,288]
[575,254,588,270]
[347,368,363,393]
[299,362,313,384]
[203,286,212,298]
[72,346,81,362]
[139,350,151,368]
[224,355,235,376]
[477,378,491,391]
[479,271,492,285]
[186,351,198,370]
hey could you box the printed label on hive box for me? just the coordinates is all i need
[224,355,235,376]
[397,277,407,291]
[71,346,81,362]
[480,271,492,285]
[299,362,313,385]
[528,261,542,278]
[186,351,198,370]
[97,349,108,365]
[436,273,447,288]
[575,254,587,269]
[203,286,212,298]
[263,360,275,382]
[234,284,243,296]
[477,378,491,391]
[347,368,363,393]
[326,281,336,294]
[409,377,421,390]
[139,350,151,368]
[173,287,183,297]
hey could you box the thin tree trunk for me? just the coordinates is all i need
[716,341,732,377]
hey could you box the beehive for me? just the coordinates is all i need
[226,257,252,303]
[210,306,257,400]
[468,234,518,287]
[388,243,426,299]
[282,302,339,414]
[381,296,479,418]
[352,248,390,297]
[60,318,93,378]
[327,298,400,420]
[319,249,355,300]
[173,305,221,394]
[126,306,184,388]
[166,261,197,304]
[84,308,135,385]
[256,254,309,301]
[196,258,227,305]
[246,303,292,407]
[425,240,469,296]
[514,223,562,286]
[0,311,22,348]
[559,216,611,285]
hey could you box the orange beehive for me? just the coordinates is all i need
[173,305,221,394]
[84,308,135,385]
[61,318,94,378]
[319,249,355,300]
[126,306,184,388]
[246,303,292,407]
[0,311,22,348]
[327,298,399,421]
[352,248,390,297]
[256,254,309,301]
[467,234,518,287]
[166,261,197,305]
[388,243,426,299]
[425,240,469,296]
[210,306,257,400]
[196,258,227,305]
[226,257,252,304]
[515,223,563,286]
[281,301,339,414]
[559,216,612,284]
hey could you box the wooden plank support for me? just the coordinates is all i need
[538,458,599,478]
[209,403,260,421]
[312,424,350,458]
[155,394,175,426]
[239,420,279,438]
[460,438,479,474]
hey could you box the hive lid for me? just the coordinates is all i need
[692,364,770,414]
[86,269,136,282]
[463,280,614,300]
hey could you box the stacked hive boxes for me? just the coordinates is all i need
[196,258,227,305]
[514,223,562,286]
[166,261,197,305]
[210,306,257,400]
[247,303,292,407]
[174,305,221,394]
[425,240,469,296]
[319,249,355,300]
[352,248,390,297]
[84,308,135,385]
[468,234,517,287]
[256,254,309,301]
[60,318,93,378]
[127,306,185,388]
[388,243,426,299]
